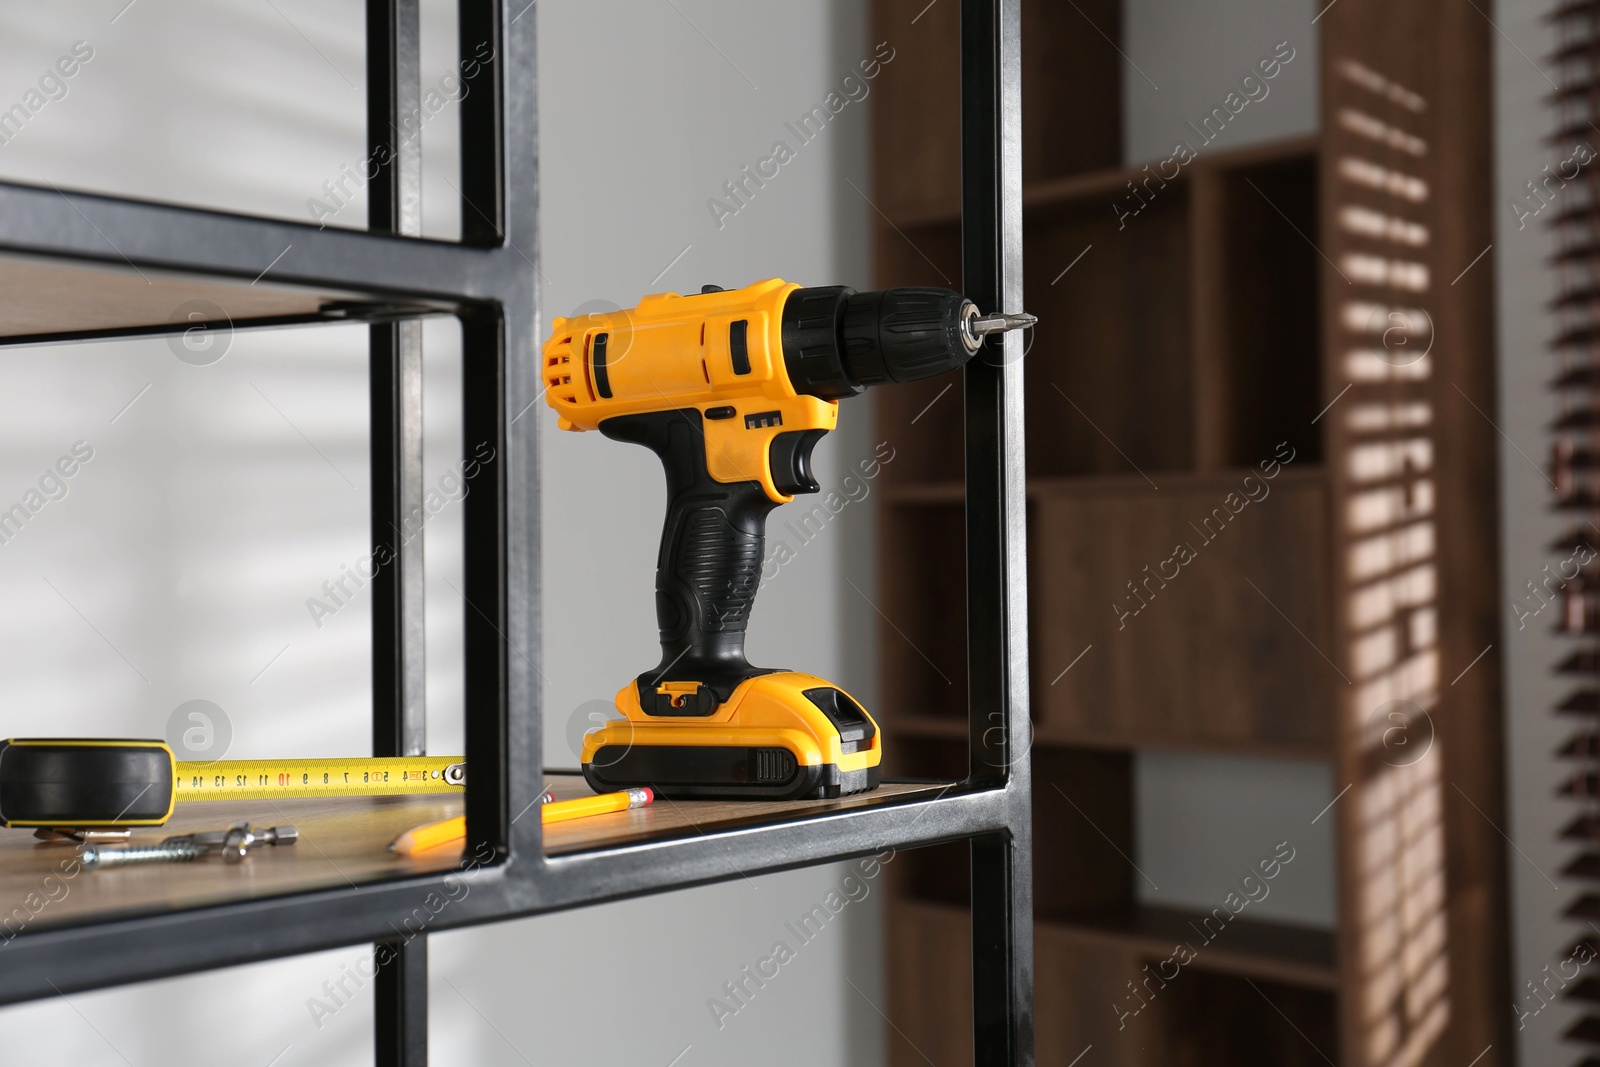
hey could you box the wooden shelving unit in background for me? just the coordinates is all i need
[868,0,1511,1063]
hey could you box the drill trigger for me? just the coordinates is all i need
[769,429,825,496]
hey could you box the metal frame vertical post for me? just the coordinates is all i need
[961,0,1034,1063]
[457,0,520,868]
[367,1,428,1064]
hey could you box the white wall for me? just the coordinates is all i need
[1122,0,1320,164]
[0,2,884,1064]
[1135,751,1337,926]
[1494,2,1571,1064]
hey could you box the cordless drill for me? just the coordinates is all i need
[544,278,1032,800]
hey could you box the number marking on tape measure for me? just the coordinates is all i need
[172,758,464,801]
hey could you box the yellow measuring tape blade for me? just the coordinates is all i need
[172,756,464,802]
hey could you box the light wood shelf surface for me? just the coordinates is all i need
[0,253,367,341]
[0,774,946,933]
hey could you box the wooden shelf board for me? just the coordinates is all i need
[1041,903,1339,991]
[1030,727,1332,763]
[1022,164,1191,217]
[0,793,467,933]
[896,897,1337,991]
[1026,464,1327,497]
[537,774,946,856]
[1187,133,1320,174]
[882,465,1328,506]
[0,252,383,343]
[880,134,1321,229]
[887,716,1332,763]
[1,774,948,932]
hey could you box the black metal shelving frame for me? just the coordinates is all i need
[0,1,1034,1063]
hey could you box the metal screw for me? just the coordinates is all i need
[80,841,205,869]
[79,822,298,869]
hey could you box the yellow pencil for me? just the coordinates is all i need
[387,787,653,855]
[541,786,654,825]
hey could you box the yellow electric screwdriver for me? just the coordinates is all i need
[544,279,1033,801]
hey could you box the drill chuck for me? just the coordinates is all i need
[779,286,981,400]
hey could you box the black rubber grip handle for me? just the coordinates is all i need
[600,410,780,709]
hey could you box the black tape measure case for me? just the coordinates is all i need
[0,739,175,828]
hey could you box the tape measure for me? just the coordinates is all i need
[0,739,465,829]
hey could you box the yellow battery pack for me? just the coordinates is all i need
[580,672,882,801]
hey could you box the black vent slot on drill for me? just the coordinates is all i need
[755,748,798,782]
[729,319,751,375]
[592,331,612,398]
